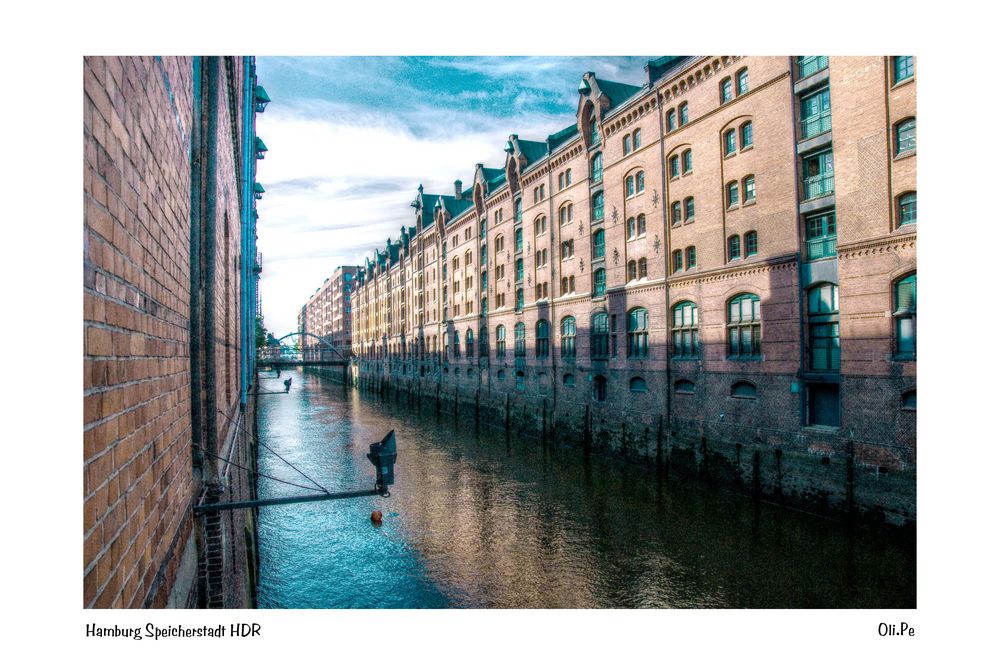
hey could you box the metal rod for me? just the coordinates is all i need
[194,487,383,514]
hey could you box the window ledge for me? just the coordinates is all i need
[743,199,756,208]
[740,145,754,153]
[893,150,916,162]
[724,152,737,160]
[891,76,915,91]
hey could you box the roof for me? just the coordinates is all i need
[646,56,692,85]
[518,139,548,167]
[547,123,578,151]
[595,78,642,109]
[440,196,473,219]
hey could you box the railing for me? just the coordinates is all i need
[806,236,837,260]
[801,110,832,139]
[797,56,829,80]
[803,173,834,200]
[253,251,263,274]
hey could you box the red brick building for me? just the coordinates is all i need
[300,266,359,356]
[348,56,916,526]
[83,56,267,607]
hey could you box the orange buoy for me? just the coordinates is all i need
[370,510,383,525]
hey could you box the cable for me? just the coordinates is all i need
[217,409,329,494]
[200,448,327,494]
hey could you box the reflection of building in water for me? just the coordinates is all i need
[338,56,917,526]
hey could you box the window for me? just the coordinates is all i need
[740,121,753,148]
[743,175,756,202]
[623,134,632,155]
[638,258,647,278]
[559,203,573,225]
[686,245,697,269]
[465,328,474,358]
[805,210,837,260]
[731,381,758,399]
[465,249,472,266]
[682,149,692,173]
[636,171,644,193]
[481,271,488,291]
[684,197,695,221]
[514,322,526,357]
[807,283,840,372]
[558,172,564,190]
[593,229,605,259]
[744,230,758,256]
[561,239,574,260]
[514,198,522,223]
[494,325,506,359]
[561,316,576,359]
[591,312,609,359]
[627,307,649,358]
[797,56,829,79]
[633,129,641,149]
[724,129,737,155]
[515,227,523,251]
[667,109,676,131]
[728,234,741,261]
[727,294,761,358]
[592,375,607,402]
[672,249,683,273]
[898,191,917,226]
[893,56,914,83]
[802,150,834,199]
[515,258,524,283]
[494,264,504,282]
[592,267,606,296]
[679,102,689,125]
[637,214,646,236]
[672,301,699,358]
[591,152,603,183]
[535,216,546,236]
[479,325,489,357]
[592,191,604,222]
[896,118,916,155]
[669,155,680,178]
[894,273,916,359]
[516,370,525,391]
[626,175,635,197]
[563,373,575,387]
[515,287,523,311]
[629,377,648,393]
[737,68,749,95]
[535,248,547,266]
[901,389,916,411]
[671,201,682,226]
[590,116,600,146]
[627,217,636,240]
[674,379,695,395]
[800,88,831,139]
[495,235,505,255]
[727,181,739,208]
[627,260,637,281]
[560,275,575,295]
[566,169,572,186]
[720,77,733,103]
[536,319,549,358]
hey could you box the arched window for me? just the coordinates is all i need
[740,121,753,148]
[743,175,756,202]
[671,201,682,226]
[515,227,523,251]
[727,294,761,358]
[514,322,526,357]
[808,283,840,371]
[465,328,474,358]
[724,129,737,155]
[537,371,549,395]
[623,134,632,155]
[898,191,917,226]
[495,234,504,254]
[679,102,689,125]
[591,152,603,183]
[669,155,680,178]
[638,257,647,278]
[901,389,916,411]
[686,246,697,269]
[744,230,758,256]
[633,128,641,149]
[593,267,606,296]
[563,373,576,387]
[559,203,573,226]
[720,77,733,103]
[592,191,604,221]
[637,213,646,236]
[515,288,523,312]
[629,377,648,393]
[495,324,506,359]
[516,370,525,391]
[453,330,461,358]
[894,273,916,359]
[627,260,637,281]
[626,175,635,197]
[636,171,645,193]
[558,172,565,189]
[514,198,522,223]
[479,324,489,357]
[728,234,741,261]
[667,108,677,131]
[566,169,572,186]
[672,249,683,273]
[535,215,547,236]
[727,181,739,208]
[895,118,916,155]
[627,217,636,239]
[731,380,758,398]
[592,229,605,259]
[589,114,599,146]
[497,369,505,380]
[672,301,699,358]
[684,197,695,221]
[535,319,549,358]
[682,149,692,173]
[627,307,649,358]
[465,249,472,266]
[467,367,474,378]
[515,258,524,283]
[591,312,609,359]
[593,375,608,402]
[674,379,695,394]
[561,316,577,359]
[737,68,749,95]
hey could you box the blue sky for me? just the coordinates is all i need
[254,56,653,336]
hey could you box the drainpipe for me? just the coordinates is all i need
[189,56,205,478]
[656,87,671,454]
[203,57,221,468]
[239,56,254,409]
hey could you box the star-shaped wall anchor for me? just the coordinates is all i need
[651,189,660,208]
[611,206,619,224]
[506,251,510,261]
[527,274,532,286]
[577,221,583,236]
[653,235,661,254]
[613,248,620,264]
[526,241,531,253]
[578,258,584,272]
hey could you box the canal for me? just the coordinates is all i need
[255,368,916,609]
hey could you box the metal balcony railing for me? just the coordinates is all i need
[801,110,832,139]
[806,235,837,260]
[803,173,834,200]
[797,56,829,80]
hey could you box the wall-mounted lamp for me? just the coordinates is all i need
[254,85,271,113]
[254,182,265,200]
[255,137,268,160]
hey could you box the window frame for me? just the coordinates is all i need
[671,301,700,358]
[726,293,762,359]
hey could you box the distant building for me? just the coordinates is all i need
[300,266,359,356]
[348,56,916,525]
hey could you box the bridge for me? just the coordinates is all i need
[257,332,351,368]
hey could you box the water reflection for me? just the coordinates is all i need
[256,368,915,609]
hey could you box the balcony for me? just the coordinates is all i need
[797,56,829,80]
[801,110,832,139]
[806,236,837,260]
[803,173,834,200]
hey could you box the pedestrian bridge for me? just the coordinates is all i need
[257,332,350,367]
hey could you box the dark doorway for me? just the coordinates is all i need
[808,383,840,427]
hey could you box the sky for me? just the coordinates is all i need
[253,56,653,336]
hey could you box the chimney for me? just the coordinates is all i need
[454,180,462,199]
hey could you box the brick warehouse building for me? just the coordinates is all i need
[300,266,359,356]
[344,56,916,526]
[83,56,268,607]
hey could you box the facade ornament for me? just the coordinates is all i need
[527,274,532,286]
[613,248,620,264]
[578,258,584,273]
[651,188,659,208]
[611,206,619,224]
[653,235,661,254]
[578,220,583,236]
[507,251,510,261]
[526,241,531,253]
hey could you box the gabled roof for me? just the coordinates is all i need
[439,196,473,219]
[415,192,438,228]
[486,168,506,187]
[646,56,692,85]
[518,139,548,167]
[594,78,642,110]
[547,123,578,151]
